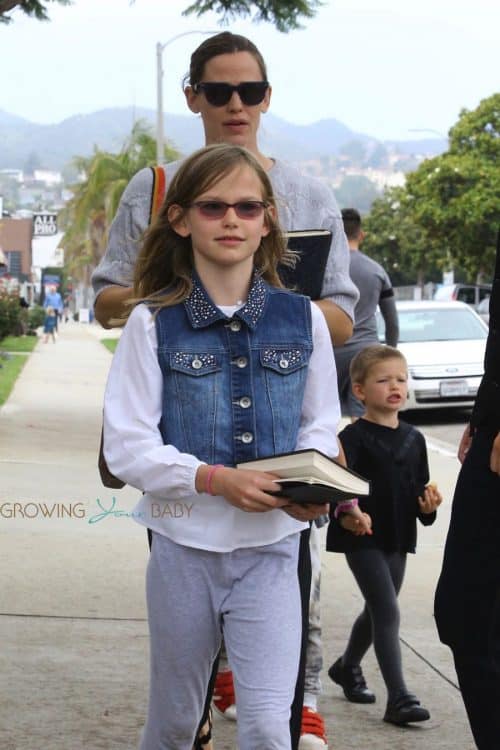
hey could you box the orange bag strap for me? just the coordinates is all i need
[149,165,167,223]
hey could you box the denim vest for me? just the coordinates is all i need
[154,274,313,466]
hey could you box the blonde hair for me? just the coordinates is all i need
[131,143,294,312]
[350,345,407,384]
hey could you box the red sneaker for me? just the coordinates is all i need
[212,669,237,721]
[299,707,328,749]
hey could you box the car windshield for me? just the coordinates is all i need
[398,308,488,343]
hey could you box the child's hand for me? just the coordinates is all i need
[418,482,443,514]
[340,511,373,536]
[282,503,330,522]
[206,466,289,513]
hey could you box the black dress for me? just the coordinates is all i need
[326,418,435,555]
[434,230,500,750]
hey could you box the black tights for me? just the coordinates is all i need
[343,548,407,701]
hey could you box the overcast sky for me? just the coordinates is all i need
[1,0,498,140]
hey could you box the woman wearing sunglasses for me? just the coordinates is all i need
[93,31,358,750]
[93,31,357,341]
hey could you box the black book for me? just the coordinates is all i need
[237,448,370,505]
[278,230,332,299]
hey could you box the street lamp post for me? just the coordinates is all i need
[156,30,217,165]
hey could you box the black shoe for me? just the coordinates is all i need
[328,657,376,704]
[383,693,430,725]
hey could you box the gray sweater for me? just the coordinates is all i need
[91,158,358,320]
[337,249,399,350]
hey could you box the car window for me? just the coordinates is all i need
[397,308,487,342]
[456,288,476,305]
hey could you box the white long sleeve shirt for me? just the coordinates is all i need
[103,301,340,552]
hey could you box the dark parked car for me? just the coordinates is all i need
[434,283,492,308]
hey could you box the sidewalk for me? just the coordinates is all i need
[0,322,475,750]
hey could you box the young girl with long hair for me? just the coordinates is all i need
[102,143,341,750]
[94,31,359,749]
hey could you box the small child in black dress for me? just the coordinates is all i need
[326,344,442,726]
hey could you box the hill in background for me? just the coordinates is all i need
[0,107,446,172]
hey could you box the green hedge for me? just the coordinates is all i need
[0,291,46,342]
[27,305,45,330]
[0,289,22,340]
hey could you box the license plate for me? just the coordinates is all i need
[440,379,468,397]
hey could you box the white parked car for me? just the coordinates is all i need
[379,301,488,410]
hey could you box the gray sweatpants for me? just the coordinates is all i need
[304,521,323,703]
[140,531,302,750]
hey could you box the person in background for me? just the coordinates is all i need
[43,285,63,331]
[42,306,57,343]
[334,208,399,419]
[103,143,341,750]
[434,228,500,750]
[327,345,442,726]
[92,31,359,750]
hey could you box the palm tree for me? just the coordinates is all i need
[60,121,179,282]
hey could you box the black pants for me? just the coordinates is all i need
[289,524,312,748]
[344,548,407,701]
[147,525,311,749]
[434,429,500,750]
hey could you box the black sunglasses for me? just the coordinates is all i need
[192,81,269,107]
[188,200,268,220]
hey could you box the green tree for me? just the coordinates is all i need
[364,93,500,286]
[0,0,70,23]
[183,0,321,32]
[448,92,500,159]
[406,93,500,281]
[362,187,442,287]
[59,121,179,282]
[1,0,321,30]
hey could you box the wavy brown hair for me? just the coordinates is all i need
[131,144,293,311]
[182,32,268,89]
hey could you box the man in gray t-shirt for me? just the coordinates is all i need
[334,208,399,417]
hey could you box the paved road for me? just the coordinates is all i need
[0,323,475,750]
[406,407,470,453]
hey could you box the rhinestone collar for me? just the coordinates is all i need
[184,272,268,330]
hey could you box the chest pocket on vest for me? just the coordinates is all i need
[165,352,222,460]
[170,352,221,377]
[260,347,311,449]
[168,351,221,419]
[260,347,310,374]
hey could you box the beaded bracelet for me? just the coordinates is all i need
[206,464,224,496]
[333,497,359,519]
